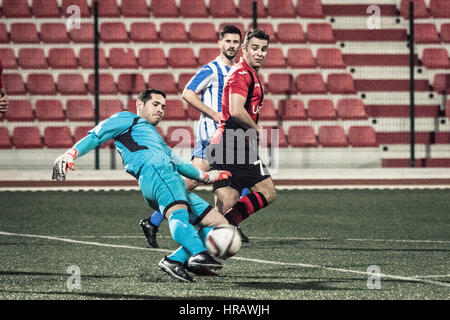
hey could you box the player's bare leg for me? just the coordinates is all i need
[221,177,276,242]
[184,157,210,191]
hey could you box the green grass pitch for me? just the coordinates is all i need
[0,189,449,300]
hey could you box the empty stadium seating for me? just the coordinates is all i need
[44,127,74,148]
[12,127,43,149]
[0,0,448,167]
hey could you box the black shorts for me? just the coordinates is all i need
[206,128,271,192]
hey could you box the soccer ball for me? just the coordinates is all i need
[206,224,242,259]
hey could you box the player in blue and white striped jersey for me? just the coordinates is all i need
[140,26,243,248]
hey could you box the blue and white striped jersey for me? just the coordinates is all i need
[185,56,231,144]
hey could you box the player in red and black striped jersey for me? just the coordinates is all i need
[207,30,276,238]
[0,59,9,113]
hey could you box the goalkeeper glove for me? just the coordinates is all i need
[198,170,231,184]
[52,148,77,181]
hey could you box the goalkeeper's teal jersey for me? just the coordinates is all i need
[73,111,198,180]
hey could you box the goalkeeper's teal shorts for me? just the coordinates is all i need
[138,163,212,225]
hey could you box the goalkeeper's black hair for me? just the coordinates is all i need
[138,89,166,104]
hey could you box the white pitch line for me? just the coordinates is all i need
[0,230,449,289]
[35,235,450,244]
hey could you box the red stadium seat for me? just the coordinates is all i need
[121,0,149,17]
[422,48,449,68]
[260,126,288,147]
[264,49,285,68]
[3,74,26,95]
[168,48,197,68]
[295,74,327,94]
[0,127,12,149]
[433,74,450,93]
[70,23,94,43]
[160,23,189,43]
[130,23,159,42]
[307,23,336,43]
[87,74,117,94]
[287,48,316,68]
[277,24,306,43]
[0,49,17,69]
[32,0,60,17]
[249,23,277,43]
[318,126,348,147]
[414,24,440,43]
[13,127,43,148]
[258,100,278,121]
[179,0,208,17]
[126,100,137,114]
[316,49,346,69]
[348,126,378,147]
[164,100,187,120]
[151,0,179,17]
[5,100,34,121]
[27,74,56,95]
[40,23,70,43]
[0,24,9,43]
[62,0,90,17]
[148,74,178,94]
[3,0,31,17]
[10,23,39,43]
[74,126,92,141]
[18,48,48,69]
[400,0,429,19]
[435,132,450,144]
[100,23,129,43]
[178,73,195,93]
[189,23,218,43]
[79,48,109,69]
[98,0,120,17]
[238,0,267,18]
[267,74,296,94]
[186,105,201,120]
[288,126,318,147]
[57,74,86,95]
[66,100,94,121]
[109,48,138,69]
[167,126,194,148]
[441,24,450,43]
[307,100,337,120]
[198,48,220,65]
[296,0,324,18]
[117,74,147,94]
[44,127,74,149]
[279,99,307,120]
[267,0,295,17]
[429,0,450,18]
[376,132,432,144]
[327,74,356,94]
[48,48,78,69]
[210,0,238,17]
[337,99,367,120]
[35,100,65,121]
[99,100,123,120]
[138,48,167,68]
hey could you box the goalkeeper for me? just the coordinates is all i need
[52,89,231,283]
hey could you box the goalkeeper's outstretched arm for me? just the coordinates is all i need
[51,112,134,181]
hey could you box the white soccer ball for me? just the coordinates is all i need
[206,224,242,259]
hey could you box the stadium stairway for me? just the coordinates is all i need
[0,0,449,169]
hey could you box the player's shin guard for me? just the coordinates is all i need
[168,208,206,256]
[224,192,268,226]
